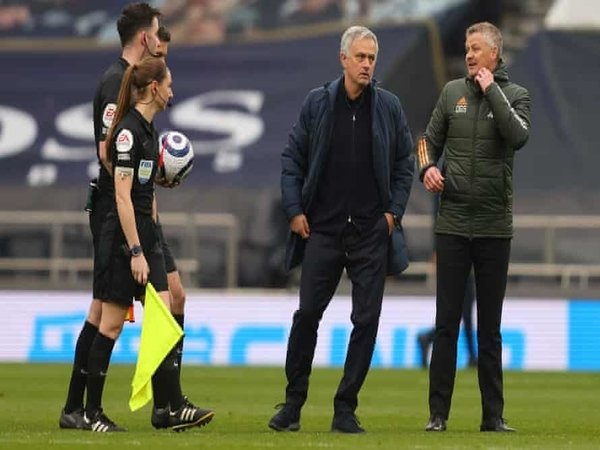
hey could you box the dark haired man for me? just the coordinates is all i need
[60,4,211,432]
[158,24,171,47]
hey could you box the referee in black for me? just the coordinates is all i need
[60,3,196,431]
[86,56,211,432]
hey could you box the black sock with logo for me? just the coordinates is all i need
[64,321,98,413]
[173,314,185,374]
[85,332,115,417]
[153,346,184,412]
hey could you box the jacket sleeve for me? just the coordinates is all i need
[417,84,448,180]
[281,93,311,221]
[484,82,531,150]
[388,98,415,218]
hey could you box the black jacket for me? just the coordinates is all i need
[281,76,414,273]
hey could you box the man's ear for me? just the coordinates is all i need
[491,46,499,61]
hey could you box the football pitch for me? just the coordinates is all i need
[0,364,598,449]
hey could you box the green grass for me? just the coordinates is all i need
[0,364,598,449]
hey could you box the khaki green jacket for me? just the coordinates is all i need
[416,60,531,237]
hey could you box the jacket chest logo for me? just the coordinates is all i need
[455,96,467,114]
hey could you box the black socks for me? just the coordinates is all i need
[85,332,115,416]
[64,321,98,413]
[173,314,185,373]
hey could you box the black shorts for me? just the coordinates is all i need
[94,212,168,306]
[156,220,177,274]
[90,190,115,298]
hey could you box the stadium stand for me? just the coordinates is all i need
[0,0,472,43]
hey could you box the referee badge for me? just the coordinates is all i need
[102,103,117,128]
[116,129,133,153]
[138,159,154,184]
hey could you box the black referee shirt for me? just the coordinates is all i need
[110,108,159,216]
[92,57,129,196]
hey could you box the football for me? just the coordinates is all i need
[158,131,194,184]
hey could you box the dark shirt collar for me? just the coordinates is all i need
[326,76,377,111]
[337,76,370,110]
[130,107,154,135]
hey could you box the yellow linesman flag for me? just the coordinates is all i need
[129,282,183,411]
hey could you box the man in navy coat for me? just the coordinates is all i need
[269,25,414,434]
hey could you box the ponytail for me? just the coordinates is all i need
[105,57,167,165]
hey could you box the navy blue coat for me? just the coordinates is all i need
[281,76,414,274]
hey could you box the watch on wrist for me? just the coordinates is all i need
[392,214,401,229]
[130,244,143,257]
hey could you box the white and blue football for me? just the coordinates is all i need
[158,131,194,184]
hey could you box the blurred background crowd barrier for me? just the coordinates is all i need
[1,0,599,294]
[0,0,492,44]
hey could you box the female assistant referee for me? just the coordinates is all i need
[84,56,213,432]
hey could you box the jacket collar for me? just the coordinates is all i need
[325,75,377,108]
[466,58,509,93]
[492,58,509,83]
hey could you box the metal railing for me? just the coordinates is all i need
[0,210,240,288]
[402,214,600,289]
[1,211,600,289]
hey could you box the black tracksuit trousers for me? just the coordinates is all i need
[429,233,511,421]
